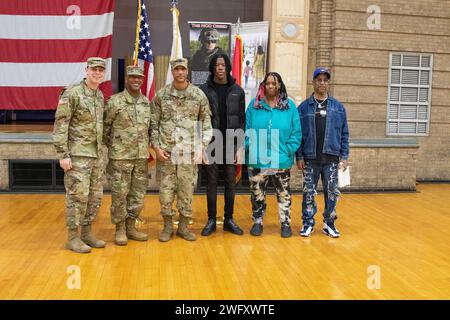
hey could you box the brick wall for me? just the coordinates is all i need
[289,139,418,192]
[307,0,450,181]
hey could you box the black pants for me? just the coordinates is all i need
[204,163,236,219]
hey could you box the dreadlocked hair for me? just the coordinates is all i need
[254,72,289,110]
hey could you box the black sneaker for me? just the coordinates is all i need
[281,224,292,238]
[250,223,263,236]
[201,218,216,236]
[300,225,314,237]
[323,220,340,238]
[223,218,244,235]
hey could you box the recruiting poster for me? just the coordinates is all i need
[189,21,231,85]
[231,21,269,107]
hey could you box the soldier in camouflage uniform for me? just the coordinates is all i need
[53,57,107,253]
[103,66,150,245]
[150,58,212,242]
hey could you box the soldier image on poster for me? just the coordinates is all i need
[189,22,231,85]
[191,28,225,71]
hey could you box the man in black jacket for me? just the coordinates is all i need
[199,53,245,236]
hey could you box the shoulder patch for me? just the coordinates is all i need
[58,87,68,99]
[57,98,68,106]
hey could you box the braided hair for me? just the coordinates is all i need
[254,72,289,110]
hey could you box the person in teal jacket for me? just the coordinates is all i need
[245,72,302,238]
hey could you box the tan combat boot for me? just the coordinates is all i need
[158,215,174,242]
[65,227,91,253]
[115,221,128,246]
[126,218,148,241]
[176,216,196,241]
[81,224,106,248]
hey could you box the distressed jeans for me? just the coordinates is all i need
[301,161,340,227]
[249,168,292,226]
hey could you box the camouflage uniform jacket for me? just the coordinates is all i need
[150,83,212,154]
[53,79,104,159]
[103,89,151,160]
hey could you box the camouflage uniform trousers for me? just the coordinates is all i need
[65,156,104,229]
[157,160,198,218]
[248,168,292,226]
[107,159,148,224]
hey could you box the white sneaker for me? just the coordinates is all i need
[300,225,314,237]
[323,221,340,238]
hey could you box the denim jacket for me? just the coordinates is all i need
[295,95,349,161]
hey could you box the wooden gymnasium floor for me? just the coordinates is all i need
[0,183,449,300]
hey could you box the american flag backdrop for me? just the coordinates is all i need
[0,0,114,110]
[134,0,155,100]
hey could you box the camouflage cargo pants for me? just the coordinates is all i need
[248,168,292,226]
[64,156,104,229]
[107,159,148,224]
[157,161,198,218]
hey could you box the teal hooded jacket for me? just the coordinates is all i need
[245,98,302,169]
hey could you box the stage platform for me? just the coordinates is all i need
[0,122,54,134]
[0,123,58,191]
[0,123,422,192]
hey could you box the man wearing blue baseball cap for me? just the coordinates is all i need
[295,67,349,238]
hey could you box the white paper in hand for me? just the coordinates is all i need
[338,166,350,188]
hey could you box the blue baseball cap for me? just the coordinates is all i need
[313,67,331,80]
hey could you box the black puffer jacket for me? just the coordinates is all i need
[199,75,245,132]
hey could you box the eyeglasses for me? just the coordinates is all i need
[205,40,217,44]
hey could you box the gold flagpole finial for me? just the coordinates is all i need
[133,0,142,66]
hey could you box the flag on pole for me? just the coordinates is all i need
[132,0,156,166]
[231,35,244,183]
[166,3,183,84]
[133,0,155,100]
[0,0,114,110]
[232,35,243,86]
